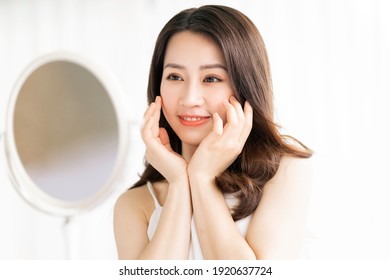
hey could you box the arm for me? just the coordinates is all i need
[114,96,192,259]
[189,156,312,260]
[145,178,192,259]
[188,97,312,259]
[189,175,256,259]
[188,96,255,259]
[114,178,192,259]
[114,188,151,259]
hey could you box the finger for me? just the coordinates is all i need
[223,99,239,126]
[147,97,161,120]
[151,96,162,136]
[142,118,173,156]
[238,101,253,145]
[152,96,162,120]
[201,112,223,145]
[222,98,246,143]
[143,96,161,121]
[213,112,223,136]
[143,103,156,124]
[229,96,245,121]
[141,115,154,143]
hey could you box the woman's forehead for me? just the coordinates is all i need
[164,31,226,67]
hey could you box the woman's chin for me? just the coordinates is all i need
[181,140,202,147]
[178,135,204,147]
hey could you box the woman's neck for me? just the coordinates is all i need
[181,143,198,162]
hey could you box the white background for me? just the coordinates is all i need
[1,0,390,259]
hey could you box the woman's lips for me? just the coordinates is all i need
[178,115,211,126]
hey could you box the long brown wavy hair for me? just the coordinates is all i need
[132,5,313,221]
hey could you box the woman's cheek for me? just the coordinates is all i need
[161,101,176,127]
[161,103,170,120]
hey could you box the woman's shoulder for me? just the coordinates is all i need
[247,155,313,258]
[114,184,155,221]
[117,184,149,203]
[280,154,313,171]
[266,155,313,189]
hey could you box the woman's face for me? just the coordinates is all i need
[160,31,234,147]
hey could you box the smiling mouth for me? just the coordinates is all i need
[180,116,209,121]
[178,115,210,126]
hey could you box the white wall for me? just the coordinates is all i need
[1,0,389,259]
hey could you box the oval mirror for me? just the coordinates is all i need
[4,53,130,217]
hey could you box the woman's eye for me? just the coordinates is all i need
[167,74,183,81]
[204,76,220,83]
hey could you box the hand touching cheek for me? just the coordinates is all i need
[141,96,188,184]
[187,96,253,182]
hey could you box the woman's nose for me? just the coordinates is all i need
[179,81,204,107]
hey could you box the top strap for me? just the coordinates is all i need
[146,181,161,209]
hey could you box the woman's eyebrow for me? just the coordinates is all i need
[199,63,227,71]
[164,63,227,71]
[164,63,185,69]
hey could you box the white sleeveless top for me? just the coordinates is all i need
[146,181,252,260]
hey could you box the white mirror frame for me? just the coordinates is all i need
[4,52,131,217]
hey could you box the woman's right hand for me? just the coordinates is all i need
[141,96,188,183]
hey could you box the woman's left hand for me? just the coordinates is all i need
[188,96,253,181]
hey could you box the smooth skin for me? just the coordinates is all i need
[114,31,312,259]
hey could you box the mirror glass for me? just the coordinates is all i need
[12,60,119,203]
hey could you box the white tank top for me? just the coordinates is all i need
[146,181,252,259]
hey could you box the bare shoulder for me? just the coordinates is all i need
[114,185,155,222]
[258,155,313,212]
[266,155,313,189]
[114,184,155,259]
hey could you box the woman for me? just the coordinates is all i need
[114,5,313,260]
